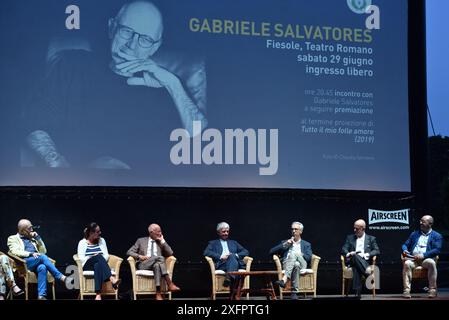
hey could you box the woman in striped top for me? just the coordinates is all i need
[77,222,121,300]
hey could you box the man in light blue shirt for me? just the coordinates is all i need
[203,222,249,288]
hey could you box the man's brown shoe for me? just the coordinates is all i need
[168,283,181,292]
[155,292,164,300]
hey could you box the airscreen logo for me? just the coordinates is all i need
[368,209,410,231]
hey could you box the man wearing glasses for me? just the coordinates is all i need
[108,1,206,137]
[23,0,207,170]
[270,221,313,300]
[341,219,380,297]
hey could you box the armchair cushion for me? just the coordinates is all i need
[214,269,246,275]
[82,270,116,276]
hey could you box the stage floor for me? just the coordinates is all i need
[172,292,449,301]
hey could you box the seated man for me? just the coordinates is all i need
[402,214,443,298]
[341,219,380,297]
[127,223,180,300]
[7,219,67,300]
[203,222,249,288]
[270,221,312,300]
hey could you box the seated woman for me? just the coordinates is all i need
[0,254,24,300]
[77,222,121,300]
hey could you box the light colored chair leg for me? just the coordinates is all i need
[342,277,345,296]
[25,280,29,300]
[52,282,56,300]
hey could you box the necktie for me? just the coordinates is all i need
[150,240,155,257]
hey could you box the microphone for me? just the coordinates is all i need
[31,225,41,230]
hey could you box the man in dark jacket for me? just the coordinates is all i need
[341,219,380,297]
[203,222,249,288]
[270,221,313,299]
[401,215,442,298]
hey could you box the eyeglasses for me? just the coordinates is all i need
[291,228,299,230]
[115,22,161,49]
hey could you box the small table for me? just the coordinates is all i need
[226,270,279,300]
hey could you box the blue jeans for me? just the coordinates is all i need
[26,254,63,298]
[83,255,112,293]
[216,254,245,280]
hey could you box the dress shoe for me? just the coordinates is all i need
[223,278,231,287]
[155,292,164,300]
[428,289,437,298]
[12,285,24,297]
[38,296,47,300]
[274,279,286,288]
[402,290,411,299]
[112,279,121,290]
[168,283,181,292]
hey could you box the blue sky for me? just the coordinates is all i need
[427,0,449,136]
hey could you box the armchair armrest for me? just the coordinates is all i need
[7,253,25,264]
[340,255,346,268]
[72,254,84,282]
[108,255,123,277]
[205,256,215,272]
[243,256,253,271]
[272,255,283,280]
[165,256,177,275]
[311,254,321,271]
[8,253,29,277]
[127,256,136,265]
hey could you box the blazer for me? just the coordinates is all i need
[7,233,47,258]
[127,237,174,261]
[341,234,380,259]
[401,230,442,260]
[269,239,312,266]
[203,239,249,266]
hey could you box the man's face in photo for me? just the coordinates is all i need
[110,2,163,67]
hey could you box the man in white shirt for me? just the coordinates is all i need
[341,219,380,297]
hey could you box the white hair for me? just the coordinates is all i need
[216,222,230,231]
[291,221,304,231]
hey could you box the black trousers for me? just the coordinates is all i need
[83,255,112,293]
[347,255,369,291]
